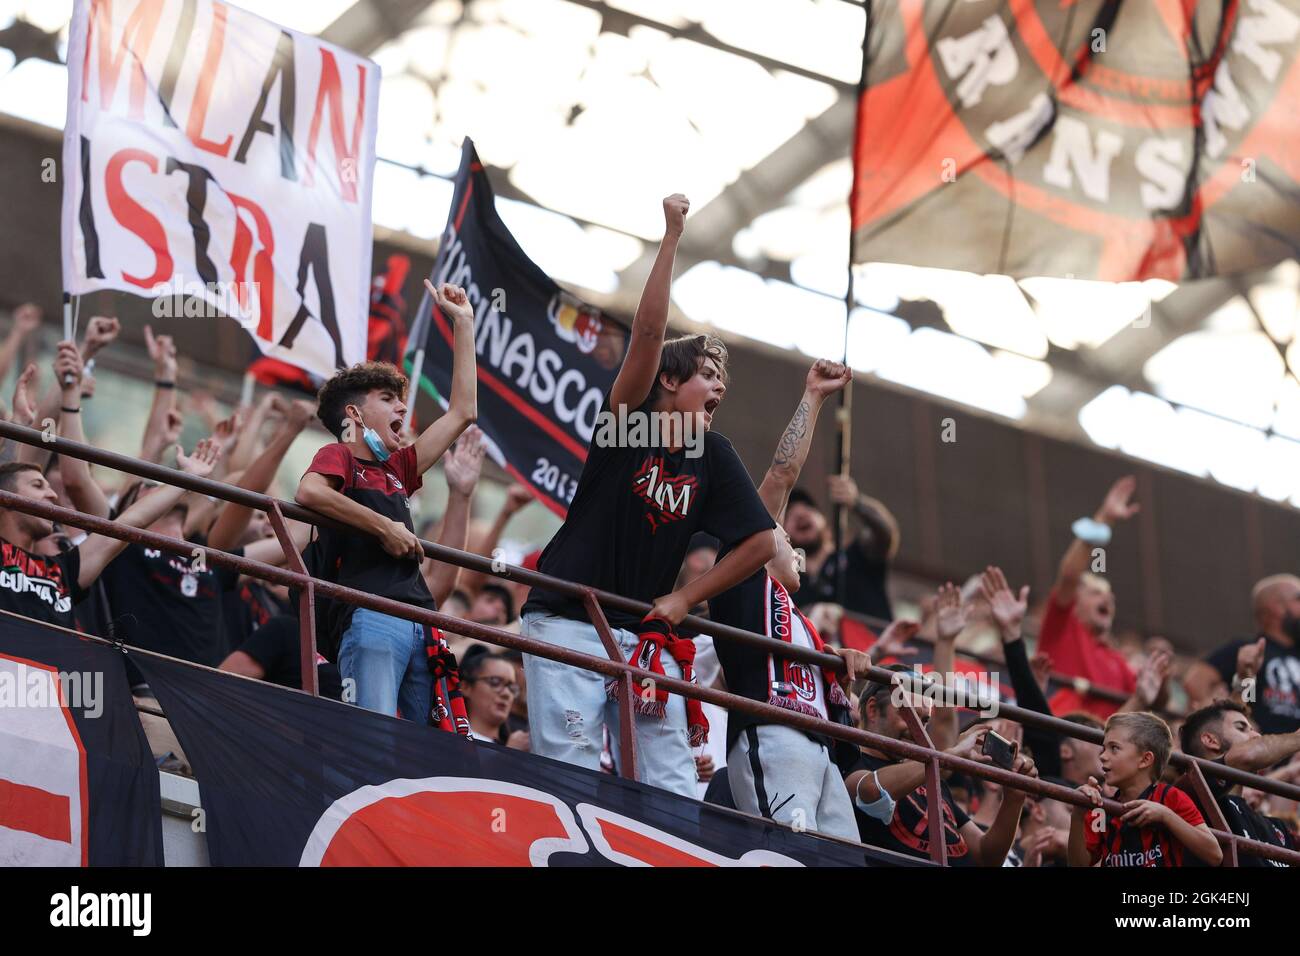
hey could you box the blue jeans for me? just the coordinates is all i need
[521,611,696,797]
[337,609,432,723]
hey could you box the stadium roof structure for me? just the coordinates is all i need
[2,0,1300,505]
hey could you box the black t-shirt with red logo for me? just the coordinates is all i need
[102,535,242,671]
[1206,634,1300,734]
[1083,782,1206,867]
[523,403,774,632]
[304,443,433,643]
[0,539,87,630]
[842,751,974,866]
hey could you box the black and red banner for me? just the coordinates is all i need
[852,1,1300,280]
[407,139,629,517]
[133,649,913,867]
[0,614,162,866]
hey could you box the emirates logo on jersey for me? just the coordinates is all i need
[632,457,698,532]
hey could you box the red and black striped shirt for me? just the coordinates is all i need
[1084,782,1205,867]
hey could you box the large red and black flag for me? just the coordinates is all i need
[132,650,917,867]
[0,614,163,865]
[406,138,629,517]
[852,1,1300,280]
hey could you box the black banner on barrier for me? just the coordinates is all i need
[134,650,916,867]
[0,614,162,866]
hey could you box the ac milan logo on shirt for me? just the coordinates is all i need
[788,663,817,701]
[632,456,698,532]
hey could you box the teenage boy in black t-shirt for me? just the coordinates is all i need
[709,358,869,839]
[0,444,219,631]
[521,195,776,796]
[295,281,477,724]
[1178,700,1297,867]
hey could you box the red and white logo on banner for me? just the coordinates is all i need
[0,655,88,866]
[299,777,804,867]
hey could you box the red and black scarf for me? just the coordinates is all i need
[424,624,470,737]
[607,617,709,747]
[765,578,851,720]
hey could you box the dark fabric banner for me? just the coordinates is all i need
[407,138,629,517]
[852,1,1300,280]
[134,651,919,867]
[0,614,162,865]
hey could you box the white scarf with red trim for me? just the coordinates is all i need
[765,578,851,721]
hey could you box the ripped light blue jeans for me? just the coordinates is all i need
[521,611,696,797]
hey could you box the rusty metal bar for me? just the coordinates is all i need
[1184,760,1238,868]
[582,589,637,781]
[265,500,318,698]
[898,698,946,866]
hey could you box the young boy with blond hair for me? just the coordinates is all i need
[1068,712,1222,867]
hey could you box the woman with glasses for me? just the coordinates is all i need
[462,647,521,745]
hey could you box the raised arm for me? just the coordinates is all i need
[226,392,279,477]
[1223,728,1300,773]
[0,303,42,386]
[827,474,899,564]
[53,341,111,520]
[207,400,315,551]
[423,426,484,604]
[756,359,851,519]
[1118,649,1171,714]
[77,439,221,588]
[16,376,64,467]
[929,582,965,751]
[981,565,1062,778]
[139,326,180,464]
[1054,475,1138,606]
[609,195,689,412]
[458,482,533,595]
[412,281,478,475]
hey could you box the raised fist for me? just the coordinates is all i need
[663,194,690,238]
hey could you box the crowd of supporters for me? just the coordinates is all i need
[1,196,1298,867]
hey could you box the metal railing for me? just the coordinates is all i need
[2,418,1296,867]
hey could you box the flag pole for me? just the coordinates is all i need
[835,0,872,607]
[401,286,431,431]
[834,259,854,607]
[61,292,76,386]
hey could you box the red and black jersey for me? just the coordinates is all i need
[304,443,433,643]
[0,540,86,630]
[1084,782,1206,867]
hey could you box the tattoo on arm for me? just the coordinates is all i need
[772,401,810,470]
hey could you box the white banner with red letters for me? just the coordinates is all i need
[61,0,380,378]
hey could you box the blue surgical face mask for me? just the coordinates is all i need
[362,426,391,463]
